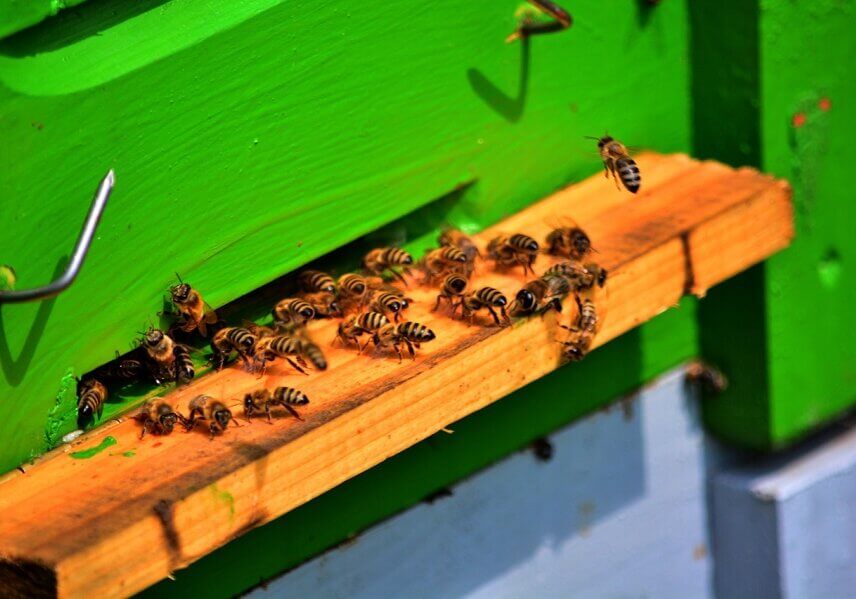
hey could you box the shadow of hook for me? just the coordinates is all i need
[467,38,531,123]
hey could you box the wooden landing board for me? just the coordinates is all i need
[0,154,793,599]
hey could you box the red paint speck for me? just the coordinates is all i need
[792,112,807,128]
[819,97,832,111]
[152,442,163,448]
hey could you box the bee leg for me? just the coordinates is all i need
[209,424,217,440]
[393,342,404,363]
[388,268,409,287]
[603,160,610,179]
[403,338,416,360]
[266,405,273,424]
[140,421,150,440]
[500,305,511,325]
[286,357,308,376]
[486,305,502,326]
[432,295,442,312]
[283,404,305,421]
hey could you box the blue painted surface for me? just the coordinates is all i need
[248,368,723,599]
[713,424,856,599]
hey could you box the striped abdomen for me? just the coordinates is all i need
[475,286,508,307]
[356,311,390,332]
[381,247,413,266]
[546,227,591,258]
[372,292,407,315]
[273,387,310,406]
[215,327,257,354]
[396,322,436,343]
[77,379,107,423]
[542,274,571,296]
[273,298,316,324]
[616,157,641,193]
[442,273,468,296]
[338,273,367,296]
[302,341,328,370]
[509,234,539,253]
[578,299,598,333]
[263,335,303,357]
[298,270,336,293]
[434,246,468,264]
[173,344,195,384]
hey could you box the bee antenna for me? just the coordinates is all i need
[584,135,602,141]
[175,272,184,284]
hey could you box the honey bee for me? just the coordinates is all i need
[173,344,195,385]
[138,398,183,438]
[301,291,342,318]
[594,135,641,194]
[511,274,571,316]
[185,395,235,439]
[95,355,147,385]
[77,378,107,426]
[423,246,469,281]
[370,291,411,323]
[298,270,336,294]
[301,340,328,370]
[438,228,481,263]
[459,286,510,326]
[487,234,539,276]
[686,362,729,395]
[372,321,436,362]
[244,387,310,422]
[272,298,316,328]
[558,297,600,361]
[211,327,257,370]
[168,275,217,336]
[362,247,413,285]
[545,226,592,260]
[544,261,607,290]
[559,336,592,362]
[140,328,176,384]
[433,273,468,312]
[337,273,369,301]
[253,335,309,375]
[336,311,389,350]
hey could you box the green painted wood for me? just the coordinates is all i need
[0,0,692,474]
[694,0,856,448]
[0,0,89,40]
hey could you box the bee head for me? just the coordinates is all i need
[170,282,191,302]
[562,342,586,362]
[159,412,178,434]
[144,328,164,347]
[214,407,232,429]
[571,230,591,253]
[515,289,537,312]
[598,135,613,149]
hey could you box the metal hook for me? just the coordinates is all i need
[0,170,115,304]
[506,0,572,43]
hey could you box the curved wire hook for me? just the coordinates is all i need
[0,170,115,304]
[506,0,573,43]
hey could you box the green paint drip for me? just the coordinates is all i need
[211,484,236,520]
[44,369,77,450]
[122,451,136,457]
[70,436,117,459]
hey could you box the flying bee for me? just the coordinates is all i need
[593,135,641,194]
[173,344,195,385]
[77,378,107,426]
[301,340,328,370]
[244,387,309,422]
[422,246,469,282]
[544,261,608,291]
[433,273,468,312]
[459,286,510,326]
[272,298,316,328]
[211,327,257,370]
[545,226,592,260]
[372,321,436,362]
[686,362,729,395]
[253,335,309,376]
[298,269,336,294]
[140,328,176,384]
[336,311,389,351]
[168,275,217,336]
[362,247,413,285]
[185,395,235,439]
[438,228,481,263]
[301,291,342,318]
[138,398,183,438]
[487,234,540,276]
[511,274,571,316]
[370,291,411,322]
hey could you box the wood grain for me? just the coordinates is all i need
[0,153,793,599]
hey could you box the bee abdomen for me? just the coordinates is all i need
[273,298,316,323]
[383,248,413,265]
[273,386,310,405]
[509,234,539,252]
[442,274,468,295]
[356,311,389,331]
[398,322,436,342]
[439,246,467,262]
[579,300,598,332]
[616,157,641,193]
[77,380,107,423]
[374,292,404,312]
[475,286,507,307]
[226,327,257,351]
[338,273,367,295]
[299,270,336,293]
[269,335,302,356]
[303,342,328,370]
[173,345,195,384]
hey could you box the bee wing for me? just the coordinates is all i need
[202,302,218,323]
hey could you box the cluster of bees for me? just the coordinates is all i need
[76,135,635,436]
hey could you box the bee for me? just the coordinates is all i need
[594,135,641,194]
[168,275,217,336]
[559,336,592,362]
[211,327,257,370]
[173,344,195,385]
[94,355,147,385]
[138,398,183,438]
[433,273,468,312]
[77,378,107,426]
[545,227,592,260]
[544,261,608,290]
[487,234,539,276]
[337,273,369,302]
[185,395,235,439]
[140,328,176,384]
[372,321,436,362]
[370,291,411,323]
[336,311,389,350]
[558,297,599,360]
[686,362,729,395]
[301,340,328,370]
[459,286,510,326]
[438,228,481,263]
[244,387,310,422]
[253,335,309,375]
[362,247,413,285]
[272,298,316,328]
[423,246,469,281]
[301,291,342,318]
[298,270,336,294]
[511,274,571,316]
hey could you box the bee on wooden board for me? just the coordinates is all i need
[298,270,337,294]
[438,228,481,264]
[545,226,592,260]
[168,274,217,336]
[185,395,235,439]
[336,311,390,351]
[337,273,369,304]
[544,261,608,291]
[422,246,469,282]
[301,291,342,318]
[362,247,413,285]
[559,335,592,362]
[511,274,570,316]
[592,135,641,194]
[301,339,328,370]
[459,286,510,326]
[253,335,309,376]
[140,327,176,384]
[272,298,316,328]
[487,234,540,276]
[138,398,183,438]
[244,387,310,422]
[370,291,411,323]
[173,344,195,385]
[372,321,436,362]
[558,296,601,361]
[433,273,468,312]
[211,326,257,370]
[77,378,107,426]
